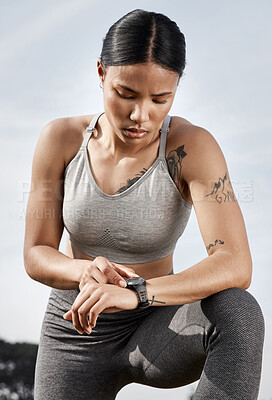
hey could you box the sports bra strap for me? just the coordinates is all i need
[81,112,104,148]
[158,114,171,158]
[86,112,104,132]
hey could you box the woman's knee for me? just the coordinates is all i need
[201,287,265,340]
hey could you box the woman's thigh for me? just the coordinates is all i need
[122,300,209,388]
[34,293,134,400]
[35,335,123,400]
[122,287,264,399]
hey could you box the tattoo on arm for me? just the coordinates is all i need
[116,168,148,194]
[166,145,187,188]
[206,239,224,252]
[205,172,236,203]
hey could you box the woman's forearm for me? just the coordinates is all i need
[24,245,88,290]
[146,251,252,306]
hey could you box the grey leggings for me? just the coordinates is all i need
[34,286,264,400]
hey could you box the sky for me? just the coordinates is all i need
[0,0,271,399]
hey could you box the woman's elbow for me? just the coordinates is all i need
[23,247,37,281]
[24,257,34,280]
[237,255,253,290]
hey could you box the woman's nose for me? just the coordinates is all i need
[130,103,149,125]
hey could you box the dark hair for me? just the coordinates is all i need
[100,9,186,78]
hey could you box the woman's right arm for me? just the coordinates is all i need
[23,119,86,289]
[23,119,138,290]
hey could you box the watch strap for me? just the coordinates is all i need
[126,277,150,309]
[135,284,150,309]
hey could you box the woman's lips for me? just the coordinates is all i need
[123,128,148,138]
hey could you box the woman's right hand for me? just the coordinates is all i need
[79,256,139,291]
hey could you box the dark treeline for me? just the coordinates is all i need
[0,338,38,400]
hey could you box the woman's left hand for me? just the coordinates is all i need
[63,282,139,334]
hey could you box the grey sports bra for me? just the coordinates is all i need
[62,112,192,264]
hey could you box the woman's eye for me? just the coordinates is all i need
[116,91,134,100]
[153,99,167,104]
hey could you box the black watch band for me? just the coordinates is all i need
[126,277,150,309]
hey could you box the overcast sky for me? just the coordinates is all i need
[0,1,271,399]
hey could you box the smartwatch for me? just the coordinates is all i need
[126,277,150,309]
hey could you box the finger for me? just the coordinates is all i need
[88,298,109,329]
[76,291,104,333]
[96,259,127,287]
[111,263,140,278]
[73,285,92,306]
[63,310,72,320]
[91,267,110,284]
[72,306,84,334]
[79,276,97,291]
[71,290,92,334]
[78,299,94,334]
[111,262,138,276]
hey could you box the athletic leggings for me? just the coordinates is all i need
[34,286,264,400]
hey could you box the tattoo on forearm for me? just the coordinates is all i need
[206,239,224,252]
[166,145,187,188]
[205,172,236,203]
[116,168,148,194]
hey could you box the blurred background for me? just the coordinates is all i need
[0,0,271,399]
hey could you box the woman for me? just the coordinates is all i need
[24,9,264,400]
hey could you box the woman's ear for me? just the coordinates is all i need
[97,58,105,84]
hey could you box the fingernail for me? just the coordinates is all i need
[119,280,126,287]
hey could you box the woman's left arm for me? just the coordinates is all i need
[145,126,252,305]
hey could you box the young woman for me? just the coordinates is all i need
[24,9,264,400]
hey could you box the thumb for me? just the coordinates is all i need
[63,310,72,320]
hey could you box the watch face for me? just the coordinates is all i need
[126,277,145,286]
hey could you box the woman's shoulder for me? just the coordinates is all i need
[168,115,222,157]
[168,115,225,182]
[41,114,95,168]
[42,114,95,143]
[169,115,216,145]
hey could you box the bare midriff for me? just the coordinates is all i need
[65,238,174,281]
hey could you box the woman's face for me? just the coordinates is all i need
[98,61,179,142]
